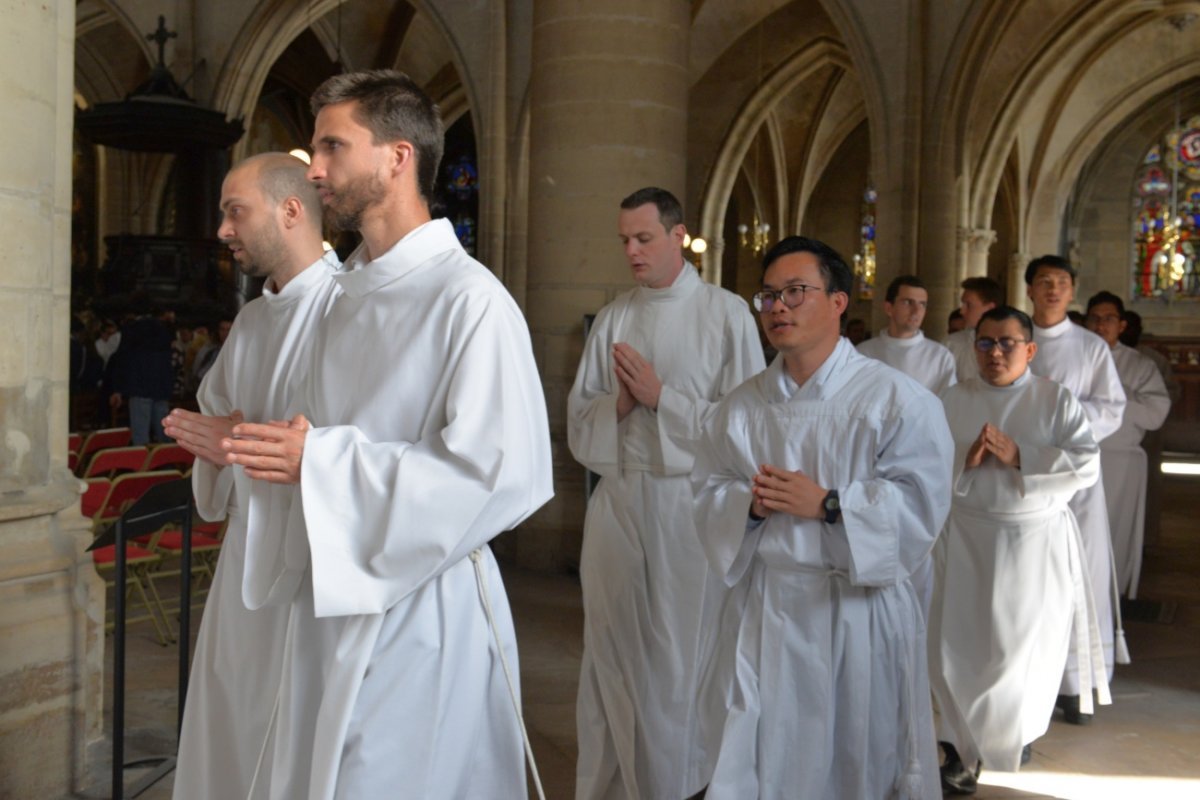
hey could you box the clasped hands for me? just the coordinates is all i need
[162,408,310,484]
[613,342,662,421]
[750,463,828,520]
[964,422,1020,469]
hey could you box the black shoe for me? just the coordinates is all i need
[939,741,978,795]
[1055,693,1093,725]
[1020,744,1032,765]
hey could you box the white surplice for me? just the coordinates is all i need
[857,329,958,394]
[693,340,952,800]
[567,263,764,800]
[248,219,553,800]
[173,252,341,800]
[944,327,979,382]
[930,372,1109,773]
[1028,318,1126,691]
[1102,343,1170,598]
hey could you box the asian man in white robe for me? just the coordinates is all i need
[161,153,340,800]
[1085,291,1171,598]
[1024,255,1127,724]
[222,70,553,800]
[568,187,764,800]
[857,274,957,394]
[693,236,952,800]
[943,276,1003,382]
[930,306,1109,794]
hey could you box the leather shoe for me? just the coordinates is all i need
[939,741,978,795]
[1055,693,1093,725]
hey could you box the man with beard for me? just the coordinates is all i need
[222,70,553,799]
[161,152,341,800]
[1024,255,1126,724]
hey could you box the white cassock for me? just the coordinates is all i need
[857,329,958,394]
[1029,318,1126,691]
[693,340,952,800]
[930,372,1109,773]
[567,263,764,800]
[944,327,979,382]
[246,219,553,800]
[173,253,341,800]
[856,329,956,616]
[1102,343,1170,598]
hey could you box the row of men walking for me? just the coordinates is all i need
[157,67,1169,800]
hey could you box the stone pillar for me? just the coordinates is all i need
[0,1,105,795]
[518,0,688,569]
[1010,250,1032,309]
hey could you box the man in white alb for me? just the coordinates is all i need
[857,274,956,394]
[162,153,341,800]
[222,70,553,799]
[1085,291,1171,599]
[944,276,1003,382]
[568,187,764,800]
[930,306,1108,794]
[693,236,951,800]
[1024,255,1126,724]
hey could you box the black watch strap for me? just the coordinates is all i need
[822,489,841,524]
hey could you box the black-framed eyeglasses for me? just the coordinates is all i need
[753,283,824,312]
[974,336,1029,353]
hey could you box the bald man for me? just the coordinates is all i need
[163,153,342,800]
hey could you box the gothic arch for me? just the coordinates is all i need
[696,37,853,282]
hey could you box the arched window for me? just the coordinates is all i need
[853,185,876,300]
[1132,119,1200,299]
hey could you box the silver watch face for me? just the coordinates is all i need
[825,495,839,511]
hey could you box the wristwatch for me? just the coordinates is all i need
[821,489,841,524]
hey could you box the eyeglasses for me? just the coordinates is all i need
[753,283,825,312]
[974,336,1029,353]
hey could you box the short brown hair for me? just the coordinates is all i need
[960,276,1003,306]
[311,70,444,203]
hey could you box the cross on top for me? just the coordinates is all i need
[146,15,177,68]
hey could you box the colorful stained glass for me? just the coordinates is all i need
[855,186,876,300]
[1132,125,1200,300]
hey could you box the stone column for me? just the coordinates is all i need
[0,1,105,795]
[1010,250,1032,309]
[518,0,688,569]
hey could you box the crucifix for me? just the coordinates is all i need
[146,15,177,68]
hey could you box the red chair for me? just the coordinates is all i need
[68,451,79,472]
[85,475,172,645]
[143,443,196,472]
[94,470,183,523]
[69,432,84,453]
[84,446,150,479]
[78,427,132,463]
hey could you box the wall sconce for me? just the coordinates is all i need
[737,214,771,255]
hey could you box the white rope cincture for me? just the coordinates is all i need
[469,549,546,800]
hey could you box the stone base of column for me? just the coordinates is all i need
[0,472,106,796]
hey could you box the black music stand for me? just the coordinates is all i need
[88,478,195,799]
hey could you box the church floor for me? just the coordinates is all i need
[74,476,1200,800]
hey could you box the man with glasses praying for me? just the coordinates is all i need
[692,236,951,799]
[929,305,1108,794]
[1024,255,1126,725]
[1085,291,1171,599]
[568,187,763,800]
[857,274,957,394]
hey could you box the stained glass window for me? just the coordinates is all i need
[853,185,876,300]
[1132,118,1200,299]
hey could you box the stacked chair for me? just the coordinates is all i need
[78,432,225,644]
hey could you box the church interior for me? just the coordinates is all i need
[2,0,1199,797]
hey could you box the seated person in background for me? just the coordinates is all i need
[948,308,966,335]
[930,306,1108,794]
